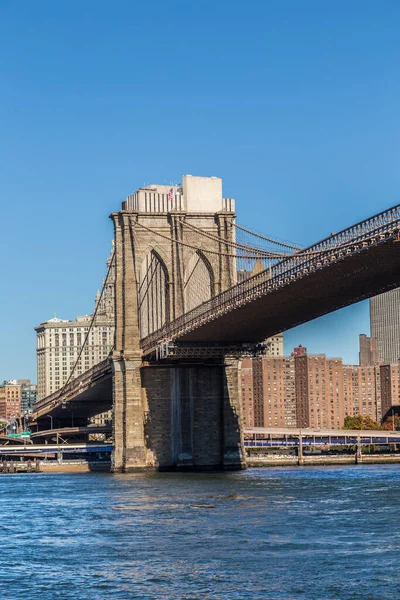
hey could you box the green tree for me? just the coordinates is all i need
[382,415,400,431]
[343,415,363,430]
[362,415,382,430]
[343,415,382,430]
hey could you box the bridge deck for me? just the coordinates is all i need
[0,443,112,456]
[0,435,30,445]
[184,241,399,343]
[30,425,112,439]
[33,361,112,422]
[141,204,400,353]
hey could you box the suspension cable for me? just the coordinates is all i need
[180,219,291,258]
[59,250,116,396]
[134,221,288,259]
[234,223,302,250]
[136,220,382,267]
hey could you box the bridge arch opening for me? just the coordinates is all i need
[184,250,215,313]
[138,250,170,339]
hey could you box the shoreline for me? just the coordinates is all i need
[246,453,400,467]
[30,453,400,473]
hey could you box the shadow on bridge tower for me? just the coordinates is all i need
[110,175,246,472]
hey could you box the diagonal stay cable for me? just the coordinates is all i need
[234,223,302,251]
[180,219,291,258]
[58,249,116,398]
[133,221,289,259]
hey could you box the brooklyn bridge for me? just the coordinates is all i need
[31,175,400,472]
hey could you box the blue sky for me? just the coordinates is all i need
[1,0,399,381]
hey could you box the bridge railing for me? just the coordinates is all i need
[141,204,400,352]
[33,358,112,413]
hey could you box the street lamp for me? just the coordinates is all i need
[46,415,53,430]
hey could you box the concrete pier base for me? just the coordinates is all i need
[112,355,147,472]
[112,359,246,472]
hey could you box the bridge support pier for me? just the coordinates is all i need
[143,359,245,471]
[112,355,147,472]
[112,357,246,472]
[222,356,246,470]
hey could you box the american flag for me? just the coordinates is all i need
[168,187,174,201]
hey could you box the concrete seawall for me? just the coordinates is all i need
[246,454,400,467]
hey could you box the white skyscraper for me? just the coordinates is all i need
[370,288,400,365]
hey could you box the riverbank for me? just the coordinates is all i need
[36,453,400,473]
[40,461,111,473]
[246,453,400,467]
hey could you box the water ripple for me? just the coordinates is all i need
[0,466,399,599]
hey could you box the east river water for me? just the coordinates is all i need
[1,465,399,600]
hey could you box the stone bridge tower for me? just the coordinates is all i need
[110,175,246,472]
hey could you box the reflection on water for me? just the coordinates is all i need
[1,465,400,599]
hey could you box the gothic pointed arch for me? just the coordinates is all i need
[184,250,215,313]
[138,249,170,339]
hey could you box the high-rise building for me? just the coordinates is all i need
[241,359,255,428]
[252,358,264,427]
[265,333,284,357]
[18,380,38,414]
[241,355,296,429]
[240,331,285,428]
[293,345,307,357]
[343,365,381,422]
[35,246,115,400]
[380,362,400,420]
[0,381,21,420]
[370,288,400,364]
[241,347,386,430]
[262,356,296,427]
[294,351,344,429]
[359,334,379,367]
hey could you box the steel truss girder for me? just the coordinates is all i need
[151,342,267,361]
[141,210,400,354]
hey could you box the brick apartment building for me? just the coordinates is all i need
[241,356,296,428]
[343,365,381,422]
[295,352,344,429]
[241,347,388,430]
[0,381,21,421]
[380,362,400,420]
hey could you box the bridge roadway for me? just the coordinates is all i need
[30,425,112,440]
[0,442,112,457]
[143,204,400,355]
[244,428,400,447]
[0,435,30,444]
[33,359,112,424]
[0,426,112,458]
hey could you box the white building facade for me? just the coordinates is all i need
[370,288,400,365]
[265,332,284,357]
[35,247,115,400]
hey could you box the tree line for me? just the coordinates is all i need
[343,414,400,431]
